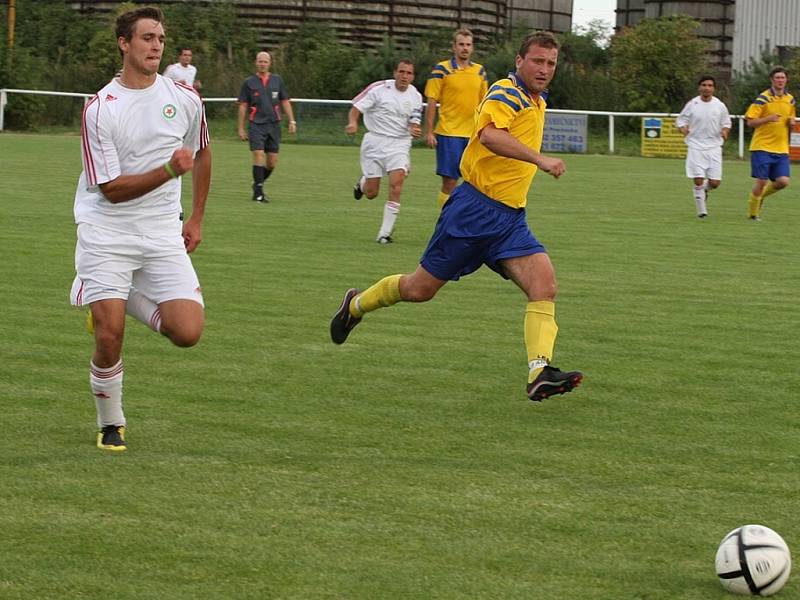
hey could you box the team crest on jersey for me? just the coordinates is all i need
[162,104,177,119]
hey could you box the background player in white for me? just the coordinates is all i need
[676,75,731,218]
[346,60,423,243]
[70,6,212,451]
[163,47,201,91]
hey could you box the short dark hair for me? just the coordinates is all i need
[769,66,788,79]
[697,75,716,86]
[517,31,559,58]
[115,6,163,43]
[396,58,414,70]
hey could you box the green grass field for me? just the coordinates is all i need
[0,132,798,599]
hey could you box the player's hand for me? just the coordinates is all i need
[766,114,781,123]
[288,121,297,135]
[426,132,437,148]
[539,156,566,179]
[409,124,422,138]
[345,123,358,135]
[169,148,194,176]
[182,217,202,253]
[238,127,248,141]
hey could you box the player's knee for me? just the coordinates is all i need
[776,178,789,189]
[166,327,203,348]
[161,319,203,348]
[709,180,721,189]
[365,189,379,199]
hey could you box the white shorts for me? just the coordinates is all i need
[360,132,412,178]
[70,222,204,307]
[685,146,723,180]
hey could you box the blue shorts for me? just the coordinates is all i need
[750,151,790,180]
[435,135,469,180]
[420,182,546,281]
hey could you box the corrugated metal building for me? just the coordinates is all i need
[732,0,800,73]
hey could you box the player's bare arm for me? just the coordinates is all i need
[99,148,194,203]
[425,99,438,147]
[237,103,249,141]
[281,99,297,135]
[183,145,211,253]
[747,114,782,128]
[479,123,565,178]
[345,106,361,135]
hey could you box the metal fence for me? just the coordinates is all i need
[0,88,748,158]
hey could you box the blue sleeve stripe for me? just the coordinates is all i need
[429,73,444,80]
[756,94,769,102]
[753,99,766,105]
[432,64,449,75]
[486,94,521,112]
[489,86,530,108]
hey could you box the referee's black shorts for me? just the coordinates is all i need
[248,121,282,153]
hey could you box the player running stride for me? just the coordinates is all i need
[347,60,423,243]
[331,32,582,402]
[70,6,211,451]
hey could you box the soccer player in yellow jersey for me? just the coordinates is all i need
[425,29,488,207]
[331,32,583,402]
[745,66,797,221]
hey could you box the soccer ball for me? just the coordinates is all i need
[715,524,792,596]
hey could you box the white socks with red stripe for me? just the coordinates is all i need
[90,359,125,428]
[377,201,400,240]
[127,288,161,332]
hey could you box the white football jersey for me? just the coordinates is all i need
[352,79,423,139]
[676,96,731,150]
[75,75,209,234]
[163,62,198,86]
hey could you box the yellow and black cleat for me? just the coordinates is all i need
[97,425,126,452]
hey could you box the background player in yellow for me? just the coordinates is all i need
[744,66,797,221]
[424,29,488,208]
[331,31,582,403]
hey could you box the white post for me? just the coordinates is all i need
[0,89,6,132]
[738,115,745,159]
[608,114,615,154]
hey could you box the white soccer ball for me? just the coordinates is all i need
[715,524,792,596]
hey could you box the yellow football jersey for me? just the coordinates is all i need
[424,58,488,138]
[746,88,797,154]
[460,75,546,209]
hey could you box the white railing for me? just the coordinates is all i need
[0,88,748,158]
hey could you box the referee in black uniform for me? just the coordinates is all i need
[237,51,297,202]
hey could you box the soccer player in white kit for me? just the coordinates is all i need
[676,75,731,218]
[163,47,201,91]
[346,60,423,243]
[69,6,212,451]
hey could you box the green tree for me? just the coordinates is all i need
[610,15,708,112]
[550,24,614,110]
[731,49,787,115]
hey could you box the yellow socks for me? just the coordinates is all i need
[350,274,402,318]
[760,182,777,206]
[748,193,761,218]
[437,191,450,208]
[525,300,558,383]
